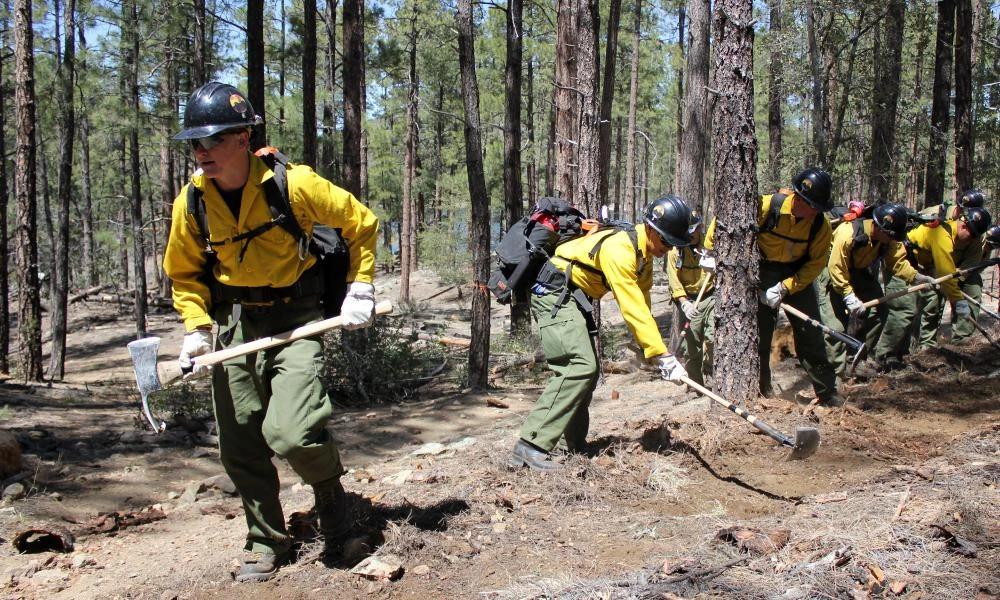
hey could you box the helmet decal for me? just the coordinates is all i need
[651,204,666,219]
[229,93,250,116]
[801,178,813,191]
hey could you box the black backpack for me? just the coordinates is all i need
[186,148,350,317]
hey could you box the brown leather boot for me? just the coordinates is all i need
[235,550,288,583]
[313,477,351,552]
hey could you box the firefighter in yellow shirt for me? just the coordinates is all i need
[666,224,714,385]
[705,167,841,406]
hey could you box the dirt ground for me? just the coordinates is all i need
[1,269,998,600]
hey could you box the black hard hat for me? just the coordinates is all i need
[872,203,909,241]
[957,188,986,209]
[985,224,1000,249]
[643,195,697,247]
[791,167,834,212]
[173,82,260,140]
[961,206,992,237]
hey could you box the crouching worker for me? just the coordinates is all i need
[162,82,379,582]
[508,195,697,472]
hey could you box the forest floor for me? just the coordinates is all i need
[0,269,998,600]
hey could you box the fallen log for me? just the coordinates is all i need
[415,332,472,347]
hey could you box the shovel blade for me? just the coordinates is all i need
[788,427,821,460]
[127,337,163,397]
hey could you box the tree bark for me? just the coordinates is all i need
[711,0,759,405]
[399,9,419,305]
[124,0,148,338]
[597,0,621,208]
[868,0,906,204]
[247,0,266,150]
[924,0,955,209]
[553,0,577,204]
[456,0,491,389]
[14,0,43,380]
[766,0,783,190]
[77,14,97,289]
[576,0,600,217]
[624,0,641,221]
[504,0,531,335]
[302,0,318,166]
[320,0,338,178]
[678,0,710,216]
[953,0,973,191]
[342,0,364,198]
[806,0,827,166]
[0,3,9,374]
[49,0,77,380]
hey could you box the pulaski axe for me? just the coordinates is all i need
[681,377,820,460]
[780,303,867,373]
[128,300,394,433]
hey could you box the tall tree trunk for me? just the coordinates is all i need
[14,0,43,381]
[576,0,600,217]
[125,0,148,338]
[456,0,491,389]
[553,0,577,204]
[0,1,9,374]
[597,0,621,211]
[624,0,641,221]
[806,0,827,166]
[711,0,759,405]
[76,20,97,289]
[279,0,287,139]
[399,10,419,305]
[49,0,76,380]
[826,9,864,170]
[868,0,906,204]
[953,0,973,191]
[320,0,338,178]
[342,0,364,198]
[158,33,177,298]
[673,6,685,189]
[302,0,318,165]
[504,0,530,335]
[904,3,932,208]
[766,0,783,189]
[924,0,955,209]
[678,0,710,216]
[247,0,266,150]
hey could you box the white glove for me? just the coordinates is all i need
[680,299,700,321]
[698,254,716,272]
[761,282,788,309]
[953,299,971,319]
[843,293,866,317]
[912,273,936,286]
[657,354,688,382]
[339,281,376,330]
[179,329,213,376]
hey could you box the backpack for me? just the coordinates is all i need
[757,192,826,270]
[186,148,351,317]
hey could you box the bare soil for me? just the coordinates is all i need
[1,270,999,600]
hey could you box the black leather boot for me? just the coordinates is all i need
[313,477,351,551]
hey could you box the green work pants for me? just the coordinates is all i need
[211,297,343,555]
[820,267,887,375]
[949,274,983,343]
[520,290,599,453]
[675,293,715,385]
[875,275,917,362]
[915,288,944,349]
[759,264,837,401]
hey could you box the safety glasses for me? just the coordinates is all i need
[189,131,234,152]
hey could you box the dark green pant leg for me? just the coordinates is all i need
[875,276,917,362]
[520,292,599,452]
[212,307,290,555]
[950,275,982,343]
[815,269,846,376]
[785,285,838,400]
[682,293,715,385]
[917,288,943,349]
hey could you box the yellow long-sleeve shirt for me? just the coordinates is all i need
[549,226,665,358]
[827,219,917,297]
[704,192,832,294]
[163,153,379,331]
[666,245,712,300]
[905,222,962,301]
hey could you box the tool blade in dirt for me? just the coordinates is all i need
[681,376,820,460]
[127,337,167,433]
[781,303,864,353]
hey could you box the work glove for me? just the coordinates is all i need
[760,282,788,309]
[179,329,213,376]
[843,293,866,317]
[698,254,716,272]
[953,299,971,319]
[657,354,688,383]
[339,281,376,330]
[680,299,700,321]
[912,273,936,286]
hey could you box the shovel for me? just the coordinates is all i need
[681,376,820,460]
[129,300,394,432]
[780,303,867,373]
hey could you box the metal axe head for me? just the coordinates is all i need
[127,337,166,433]
[846,342,868,376]
[788,426,821,460]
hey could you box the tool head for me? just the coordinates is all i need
[127,337,166,432]
[788,426,821,460]
[846,342,868,376]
